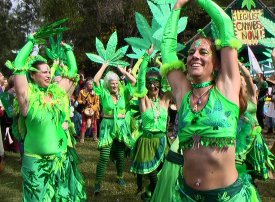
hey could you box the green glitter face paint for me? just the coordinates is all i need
[194,40,202,48]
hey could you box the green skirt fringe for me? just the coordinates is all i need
[98,118,134,149]
[22,147,86,202]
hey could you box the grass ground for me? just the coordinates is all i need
[1,136,275,202]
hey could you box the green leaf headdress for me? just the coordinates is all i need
[86,31,129,67]
[258,16,275,61]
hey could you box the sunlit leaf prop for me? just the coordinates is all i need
[125,1,186,53]
[241,0,256,11]
[259,16,275,48]
[33,18,69,45]
[152,0,176,4]
[258,16,275,61]
[86,31,129,67]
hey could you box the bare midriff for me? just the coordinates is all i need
[183,145,238,190]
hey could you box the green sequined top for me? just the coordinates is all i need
[178,87,239,149]
[141,100,168,133]
[21,83,68,155]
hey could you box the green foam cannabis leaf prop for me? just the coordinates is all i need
[125,1,186,55]
[241,0,256,11]
[33,18,69,45]
[45,33,67,63]
[86,31,129,67]
[259,16,275,48]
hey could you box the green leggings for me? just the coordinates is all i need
[95,140,126,184]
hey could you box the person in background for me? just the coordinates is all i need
[256,72,268,130]
[77,79,100,142]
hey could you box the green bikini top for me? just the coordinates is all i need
[178,87,239,149]
[93,80,133,116]
[23,83,68,155]
[141,100,168,132]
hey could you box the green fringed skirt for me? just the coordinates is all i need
[98,118,134,149]
[172,173,261,202]
[130,131,167,174]
[236,125,274,180]
[21,148,86,202]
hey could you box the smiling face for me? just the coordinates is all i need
[108,79,119,94]
[31,63,51,88]
[187,38,219,82]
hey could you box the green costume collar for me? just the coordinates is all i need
[191,80,214,89]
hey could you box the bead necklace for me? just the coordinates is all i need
[192,86,212,112]
[191,80,214,89]
[150,98,160,123]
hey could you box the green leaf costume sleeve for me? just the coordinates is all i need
[134,54,150,98]
[62,43,79,82]
[197,0,241,49]
[13,35,35,75]
[160,9,185,77]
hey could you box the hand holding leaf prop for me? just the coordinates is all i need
[125,1,186,54]
[86,31,129,68]
[45,33,67,63]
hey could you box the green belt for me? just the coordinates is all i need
[142,131,166,139]
[178,173,243,202]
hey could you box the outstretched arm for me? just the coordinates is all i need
[14,35,35,116]
[239,62,257,103]
[93,63,109,86]
[58,42,79,93]
[197,0,241,105]
[160,0,191,109]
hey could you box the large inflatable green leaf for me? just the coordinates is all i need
[125,37,151,50]
[86,53,104,64]
[259,16,275,37]
[87,31,129,67]
[95,37,106,60]
[258,38,275,48]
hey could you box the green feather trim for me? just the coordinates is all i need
[59,71,80,83]
[160,60,185,77]
[134,89,148,98]
[215,39,242,50]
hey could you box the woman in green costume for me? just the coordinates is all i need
[93,63,136,195]
[159,0,260,201]
[236,62,274,180]
[13,35,86,201]
[130,46,172,200]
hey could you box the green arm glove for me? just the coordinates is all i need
[197,0,241,49]
[13,35,35,74]
[160,9,185,77]
[134,54,150,98]
[63,43,79,82]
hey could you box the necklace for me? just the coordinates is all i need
[191,80,214,89]
[192,86,212,112]
[150,98,160,123]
